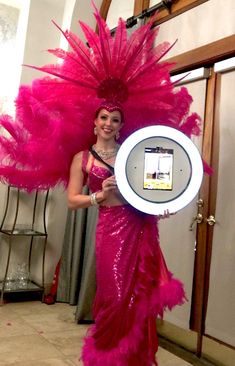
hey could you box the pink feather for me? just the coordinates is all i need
[0,3,206,191]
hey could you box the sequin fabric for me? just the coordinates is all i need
[82,161,186,366]
[88,164,111,193]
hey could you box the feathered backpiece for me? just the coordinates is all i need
[0,1,201,191]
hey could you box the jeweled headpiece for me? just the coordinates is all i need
[95,101,124,122]
[0,1,201,191]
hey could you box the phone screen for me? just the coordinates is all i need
[143,147,174,190]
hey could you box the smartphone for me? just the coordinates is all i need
[143,147,174,190]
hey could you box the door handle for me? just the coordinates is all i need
[206,215,216,226]
[189,213,203,231]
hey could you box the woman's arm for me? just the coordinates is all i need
[67,152,96,209]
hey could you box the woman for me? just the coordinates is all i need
[67,106,186,366]
[0,6,199,363]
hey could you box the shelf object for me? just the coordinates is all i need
[0,186,49,305]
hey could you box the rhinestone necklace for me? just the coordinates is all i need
[92,144,119,160]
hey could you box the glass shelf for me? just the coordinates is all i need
[0,228,47,236]
[0,280,44,293]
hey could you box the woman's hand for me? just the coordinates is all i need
[101,175,118,198]
[93,176,118,204]
[158,209,176,219]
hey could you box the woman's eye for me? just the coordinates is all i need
[101,115,107,120]
[113,118,120,123]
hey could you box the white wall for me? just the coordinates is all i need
[69,0,103,39]
[155,0,235,58]
[20,0,66,83]
[106,0,135,29]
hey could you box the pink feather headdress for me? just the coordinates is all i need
[0,2,201,191]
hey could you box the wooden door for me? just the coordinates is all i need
[201,61,235,365]
[158,69,209,352]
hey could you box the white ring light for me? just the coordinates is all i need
[115,126,203,215]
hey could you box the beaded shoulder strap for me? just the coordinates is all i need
[89,147,114,174]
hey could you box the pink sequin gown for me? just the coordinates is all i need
[81,151,186,366]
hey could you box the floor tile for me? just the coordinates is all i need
[0,334,62,364]
[20,310,79,333]
[5,301,75,316]
[158,347,192,365]
[68,356,83,366]
[41,328,87,356]
[0,311,37,337]
[5,358,77,366]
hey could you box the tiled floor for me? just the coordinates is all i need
[0,301,192,365]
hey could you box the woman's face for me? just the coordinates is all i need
[95,109,123,141]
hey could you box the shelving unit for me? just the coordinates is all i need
[0,186,49,305]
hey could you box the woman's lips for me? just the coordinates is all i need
[103,128,112,133]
